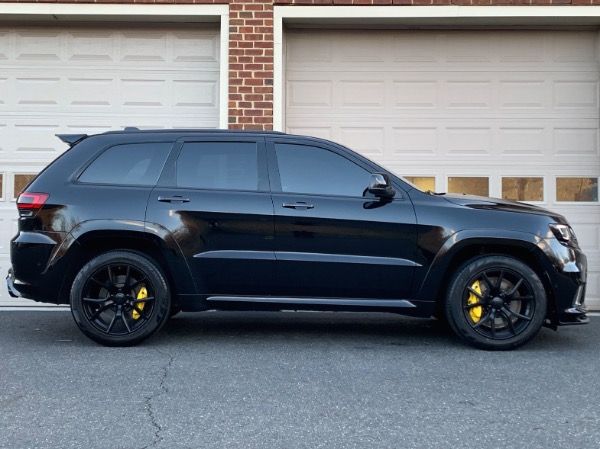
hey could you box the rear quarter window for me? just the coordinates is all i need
[78,143,172,186]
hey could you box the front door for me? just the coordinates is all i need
[269,139,418,300]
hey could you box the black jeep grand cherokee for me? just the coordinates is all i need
[6,129,588,349]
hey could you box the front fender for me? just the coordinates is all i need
[414,229,546,304]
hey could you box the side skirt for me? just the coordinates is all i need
[207,296,416,309]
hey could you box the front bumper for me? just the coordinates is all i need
[558,284,589,326]
[542,238,589,326]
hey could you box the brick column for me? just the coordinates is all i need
[228,0,274,130]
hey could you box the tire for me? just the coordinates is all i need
[445,255,547,350]
[70,251,171,347]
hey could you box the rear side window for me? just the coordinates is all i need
[78,143,172,186]
[176,142,259,191]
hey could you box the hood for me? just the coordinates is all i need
[442,193,566,221]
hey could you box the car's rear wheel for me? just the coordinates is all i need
[70,251,171,347]
[445,255,547,350]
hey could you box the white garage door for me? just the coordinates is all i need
[285,30,600,309]
[0,25,220,306]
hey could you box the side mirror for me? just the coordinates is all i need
[368,173,396,199]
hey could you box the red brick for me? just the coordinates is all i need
[244,49,265,56]
[254,12,274,19]
[244,79,265,86]
[254,42,273,49]
[243,109,263,116]
[253,117,273,124]
[244,63,264,70]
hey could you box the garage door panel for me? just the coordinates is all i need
[0,25,220,306]
[8,28,219,68]
[287,119,596,162]
[0,72,219,115]
[288,30,599,70]
[286,29,600,308]
[288,73,598,118]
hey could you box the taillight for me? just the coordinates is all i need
[17,192,49,215]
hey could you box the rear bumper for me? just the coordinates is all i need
[6,268,62,303]
[8,231,70,304]
[6,269,21,298]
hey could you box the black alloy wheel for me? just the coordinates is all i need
[71,251,171,346]
[445,255,547,350]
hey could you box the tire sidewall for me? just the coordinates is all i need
[70,251,171,347]
[446,255,547,350]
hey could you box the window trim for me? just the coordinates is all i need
[554,176,599,204]
[75,141,174,188]
[500,175,546,204]
[267,139,377,199]
[446,175,491,197]
[158,137,269,193]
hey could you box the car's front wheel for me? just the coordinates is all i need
[70,251,171,347]
[445,255,547,350]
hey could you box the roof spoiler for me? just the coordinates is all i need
[56,134,88,148]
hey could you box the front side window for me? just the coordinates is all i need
[176,142,258,191]
[275,143,370,197]
[79,143,171,186]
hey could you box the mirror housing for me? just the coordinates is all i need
[368,173,396,199]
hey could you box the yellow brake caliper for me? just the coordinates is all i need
[467,280,483,323]
[132,286,147,320]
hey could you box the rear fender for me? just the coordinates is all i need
[51,219,196,303]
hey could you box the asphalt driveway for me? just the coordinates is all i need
[0,310,598,449]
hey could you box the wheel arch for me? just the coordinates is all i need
[416,230,557,325]
[55,220,195,306]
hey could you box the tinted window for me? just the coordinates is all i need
[275,143,370,197]
[79,143,171,186]
[177,142,258,191]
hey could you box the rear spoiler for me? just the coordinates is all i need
[56,134,88,148]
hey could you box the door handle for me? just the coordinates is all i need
[282,202,314,210]
[158,196,190,203]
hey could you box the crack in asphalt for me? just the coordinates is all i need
[141,348,175,449]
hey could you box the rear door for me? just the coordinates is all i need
[268,138,418,300]
[146,136,274,296]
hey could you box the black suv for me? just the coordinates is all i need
[6,129,588,349]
